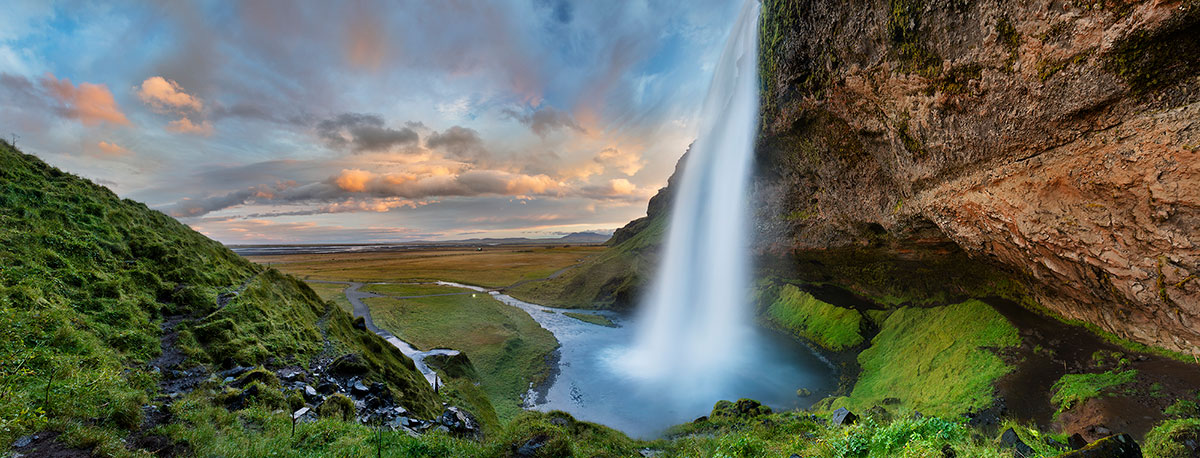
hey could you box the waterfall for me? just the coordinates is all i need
[615,0,761,403]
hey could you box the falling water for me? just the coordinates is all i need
[615,0,761,403]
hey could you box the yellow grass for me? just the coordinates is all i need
[247,245,604,288]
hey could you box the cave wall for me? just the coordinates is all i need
[755,0,1200,354]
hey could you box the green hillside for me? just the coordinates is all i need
[0,143,439,454]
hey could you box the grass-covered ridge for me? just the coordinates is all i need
[766,284,864,351]
[506,213,665,310]
[828,300,1021,416]
[1050,369,1139,413]
[0,144,440,453]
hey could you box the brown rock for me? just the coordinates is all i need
[756,0,1200,356]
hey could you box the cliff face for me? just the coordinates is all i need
[757,0,1199,354]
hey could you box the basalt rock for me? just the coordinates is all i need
[756,0,1200,355]
[1055,433,1142,457]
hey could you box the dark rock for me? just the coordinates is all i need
[1091,426,1113,437]
[1069,433,1089,450]
[351,380,370,396]
[13,435,33,448]
[941,444,956,458]
[316,381,338,395]
[328,354,369,376]
[302,385,319,401]
[693,416,708,423]
[999,429,1034,458]
[353,316,367,330]
[1045,437,1067,449]
[369,382,388,396]
[882,397,901,405]
[515,434,548,458]
[549,416,569,427]
[831,408,857,425]
[1055,433,1141,458]
[865,405,892,422]
[219,366,252,378]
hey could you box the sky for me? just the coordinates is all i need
[0,0,741,244]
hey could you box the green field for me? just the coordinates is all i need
[305,281,355,314]
[364,292,558,421]
[247,246,603,288]
[360,283,470,297]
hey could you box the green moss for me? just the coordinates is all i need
[834,300,1021,416]
[1103,3,1200,93]
[562,312,617,328]
[1050,370,1138,412]
[887,0,942,77]
[1143,418,1200,458]
[995,16,1020,68]
[895,117,927,158]
[1036,49,1094,82]
[766,285,864,351]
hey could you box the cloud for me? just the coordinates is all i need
[136,76,203,112]
[96,141,131,156]
[40,73,129,126]
[501,105,584,137]
[425,125,488,162]
[579,178,640,199]
[316,113,419,153]
[167,117,213,135]
[593,147,645,176]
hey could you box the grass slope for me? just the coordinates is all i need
[831,300,1021,416]
[0,144,438,453]
[506,215,665,309]
[766,284,864,351]
[1050,369,1139,413]
[365,293,558,422]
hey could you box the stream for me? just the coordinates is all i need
[437,282,837,439]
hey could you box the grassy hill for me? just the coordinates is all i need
[0,143,439,454]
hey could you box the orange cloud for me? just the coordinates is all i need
[335,169,373,192]
[136,76,203,112]
[41,73,130,126]
[167,117,213,135]
[96,141,131,156]
[594,147,646,176]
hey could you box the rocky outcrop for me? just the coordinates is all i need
[756,0,1200,355]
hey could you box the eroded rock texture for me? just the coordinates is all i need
[756,0,1199,354]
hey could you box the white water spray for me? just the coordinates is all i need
[616,0,760,402]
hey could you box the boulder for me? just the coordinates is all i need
[302,384,319,401]
[1054,433,1141,458]
[941,444,956,458]
[831,408,857,426]
[328,354,369,376]
[711,399,772,420]
[1000,428,1035,457]
[351,380,370,397]
[1068,433,1089,450]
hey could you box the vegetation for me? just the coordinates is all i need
[766,285,864,351]
[828,300,1021,416]
[361,283,469,297]
[0,144,440,453]
[562,312,617,328]
[507,215,665,310]
[1050,369,1138,412]
[1144,418,1200,458]
[365,293,558,421]
[887,0,942,77]
[305,282,354,314]
[249,245,603,289]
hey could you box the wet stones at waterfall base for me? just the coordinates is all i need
[831,408,857,426]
